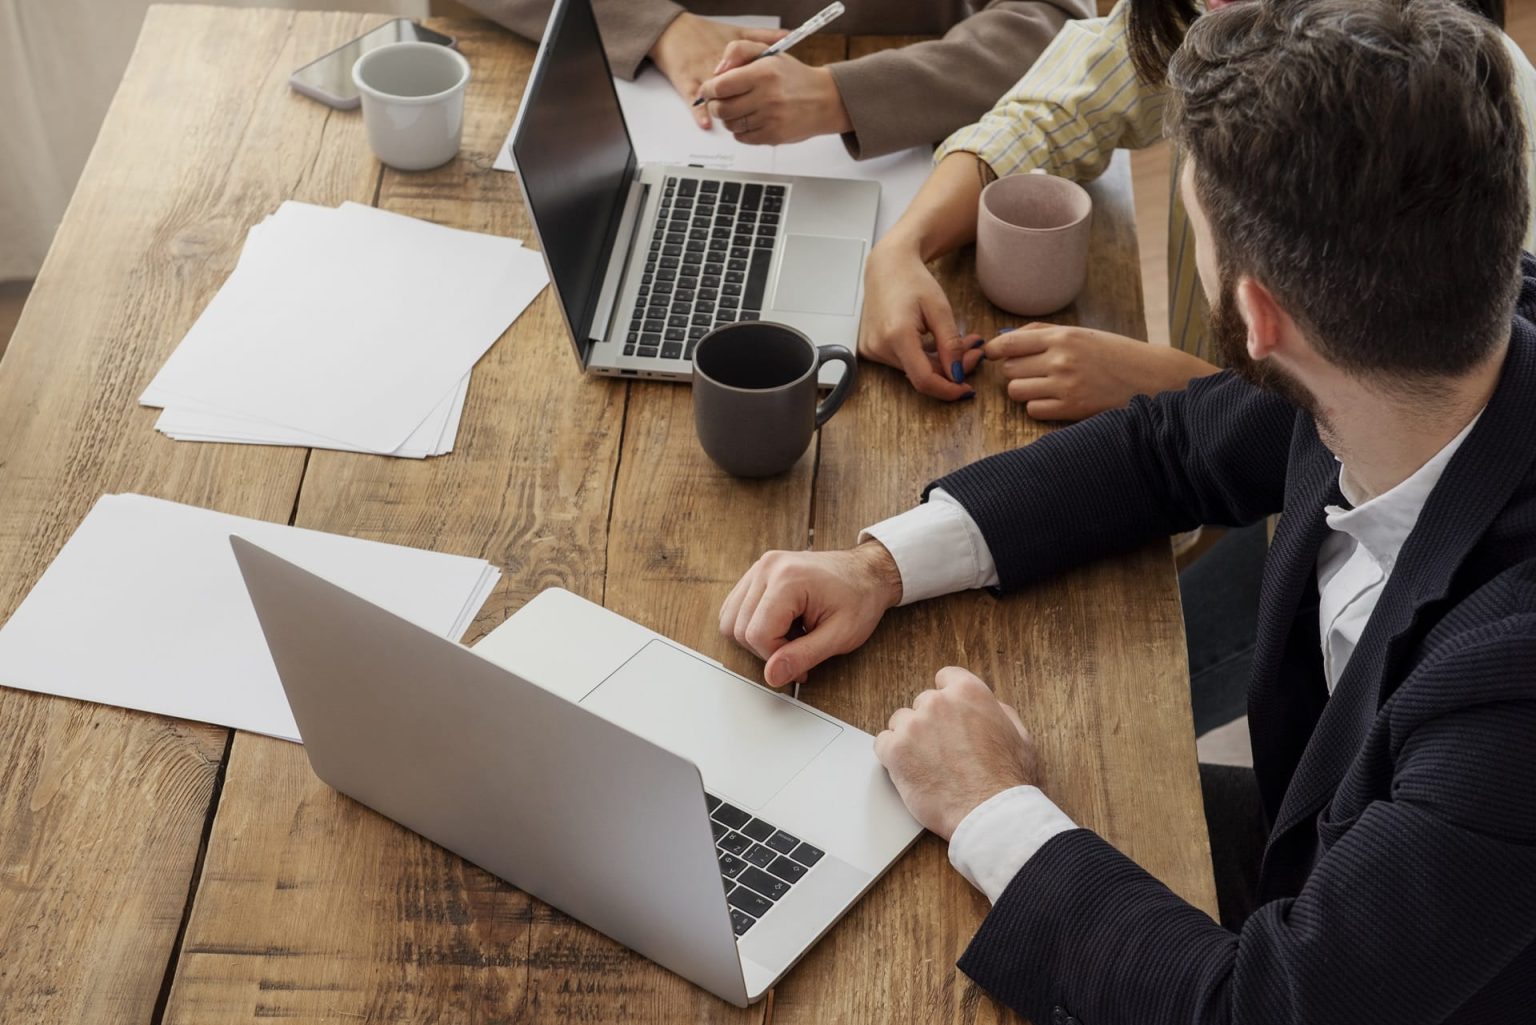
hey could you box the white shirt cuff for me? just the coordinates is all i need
[947,785,1079,904]
[859,489,999,605]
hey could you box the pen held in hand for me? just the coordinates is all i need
[691,2,846,107]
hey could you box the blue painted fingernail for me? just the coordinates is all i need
[971,337,986,349]
[950,360,964,383]
[958,390,976,401]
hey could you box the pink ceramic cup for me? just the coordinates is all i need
[975,173,1093,316]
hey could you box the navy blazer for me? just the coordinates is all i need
[928,257,1536,1025]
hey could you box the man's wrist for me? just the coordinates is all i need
[856,539,904,609]
[948,785,1079,904]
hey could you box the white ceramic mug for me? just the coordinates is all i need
[352,42,470,172]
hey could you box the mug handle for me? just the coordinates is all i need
[814,345,857,427]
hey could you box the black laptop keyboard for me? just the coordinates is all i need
[706,792,823,938]
[624,177,784,362]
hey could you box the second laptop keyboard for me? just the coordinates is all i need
[624,177,784,362]
[706,793,823,938]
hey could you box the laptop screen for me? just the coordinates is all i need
[511,0,637,347]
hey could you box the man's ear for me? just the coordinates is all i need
[1235,277,1284,362]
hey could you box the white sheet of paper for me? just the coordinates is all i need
[154,372,469,458]
[492,15,930,237]
[612,69,776,173]
[492,15,780,173]
[142,203,547,453]
[0,494,501,742]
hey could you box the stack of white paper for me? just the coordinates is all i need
[141,202,549,458]
[0,494,502,742]
[492,16,932,240]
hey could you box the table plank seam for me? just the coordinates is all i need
[150,727,236,1025]
[804,431,824,552]
[599,381,633,608]
[292,102,348,199]
[286,448,312,526]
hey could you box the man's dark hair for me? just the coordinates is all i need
[1128,0,1505,85]
[1166,0,1528,380]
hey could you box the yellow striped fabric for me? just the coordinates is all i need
[935,0,1536,366]
[935,0,1165,185]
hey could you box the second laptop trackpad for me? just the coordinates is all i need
[770,235,864,316]
[580,641,842,809]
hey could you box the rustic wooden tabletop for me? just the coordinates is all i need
[0,10,1214,1023]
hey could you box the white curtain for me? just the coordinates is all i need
[0,0,429,281]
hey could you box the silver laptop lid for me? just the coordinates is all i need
[510,0,638,369]
[229,537,751,1006]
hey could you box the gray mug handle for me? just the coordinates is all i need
[814,345,857,427]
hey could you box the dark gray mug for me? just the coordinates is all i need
[692,322,856,478]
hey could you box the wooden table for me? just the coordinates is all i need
[0,9,1215,1023]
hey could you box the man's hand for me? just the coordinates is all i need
[697,41,852,145]
[720,541,903,689]
[874,667,1038,841]
[984,324,1221,421]
[858,237,985,401]
[649,14,787,130]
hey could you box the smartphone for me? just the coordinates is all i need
[289,19,458,110]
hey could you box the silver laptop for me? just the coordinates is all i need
[510,0,879,385]
[231,537,922,1006]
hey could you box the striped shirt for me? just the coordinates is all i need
[935,0,1536,364]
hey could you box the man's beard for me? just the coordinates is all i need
[1211,275,1323,422]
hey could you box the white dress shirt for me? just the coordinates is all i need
[860,413,1482,904]
[1315,413,1479,691]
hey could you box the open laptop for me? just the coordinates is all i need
[231,537,922,1006]
[510,0,880,385]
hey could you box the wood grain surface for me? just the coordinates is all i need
[0,11,1212,1025]
[0,8,377,1022]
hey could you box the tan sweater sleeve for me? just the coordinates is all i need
[827,0,1093,160]
[455,0,684,80]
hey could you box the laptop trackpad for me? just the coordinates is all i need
[580,641,842,809]
[770,235,864,316]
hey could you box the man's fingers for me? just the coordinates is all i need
[762,623,840,689]
[935,665,990,691]
[741,587,801,662]
[872,728,894,763]
[886,706,916,733]
[719,571,754,637]
[731,575,770,650]
[998,701,1033,743]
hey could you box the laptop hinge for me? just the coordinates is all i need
[590,175,650,345]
